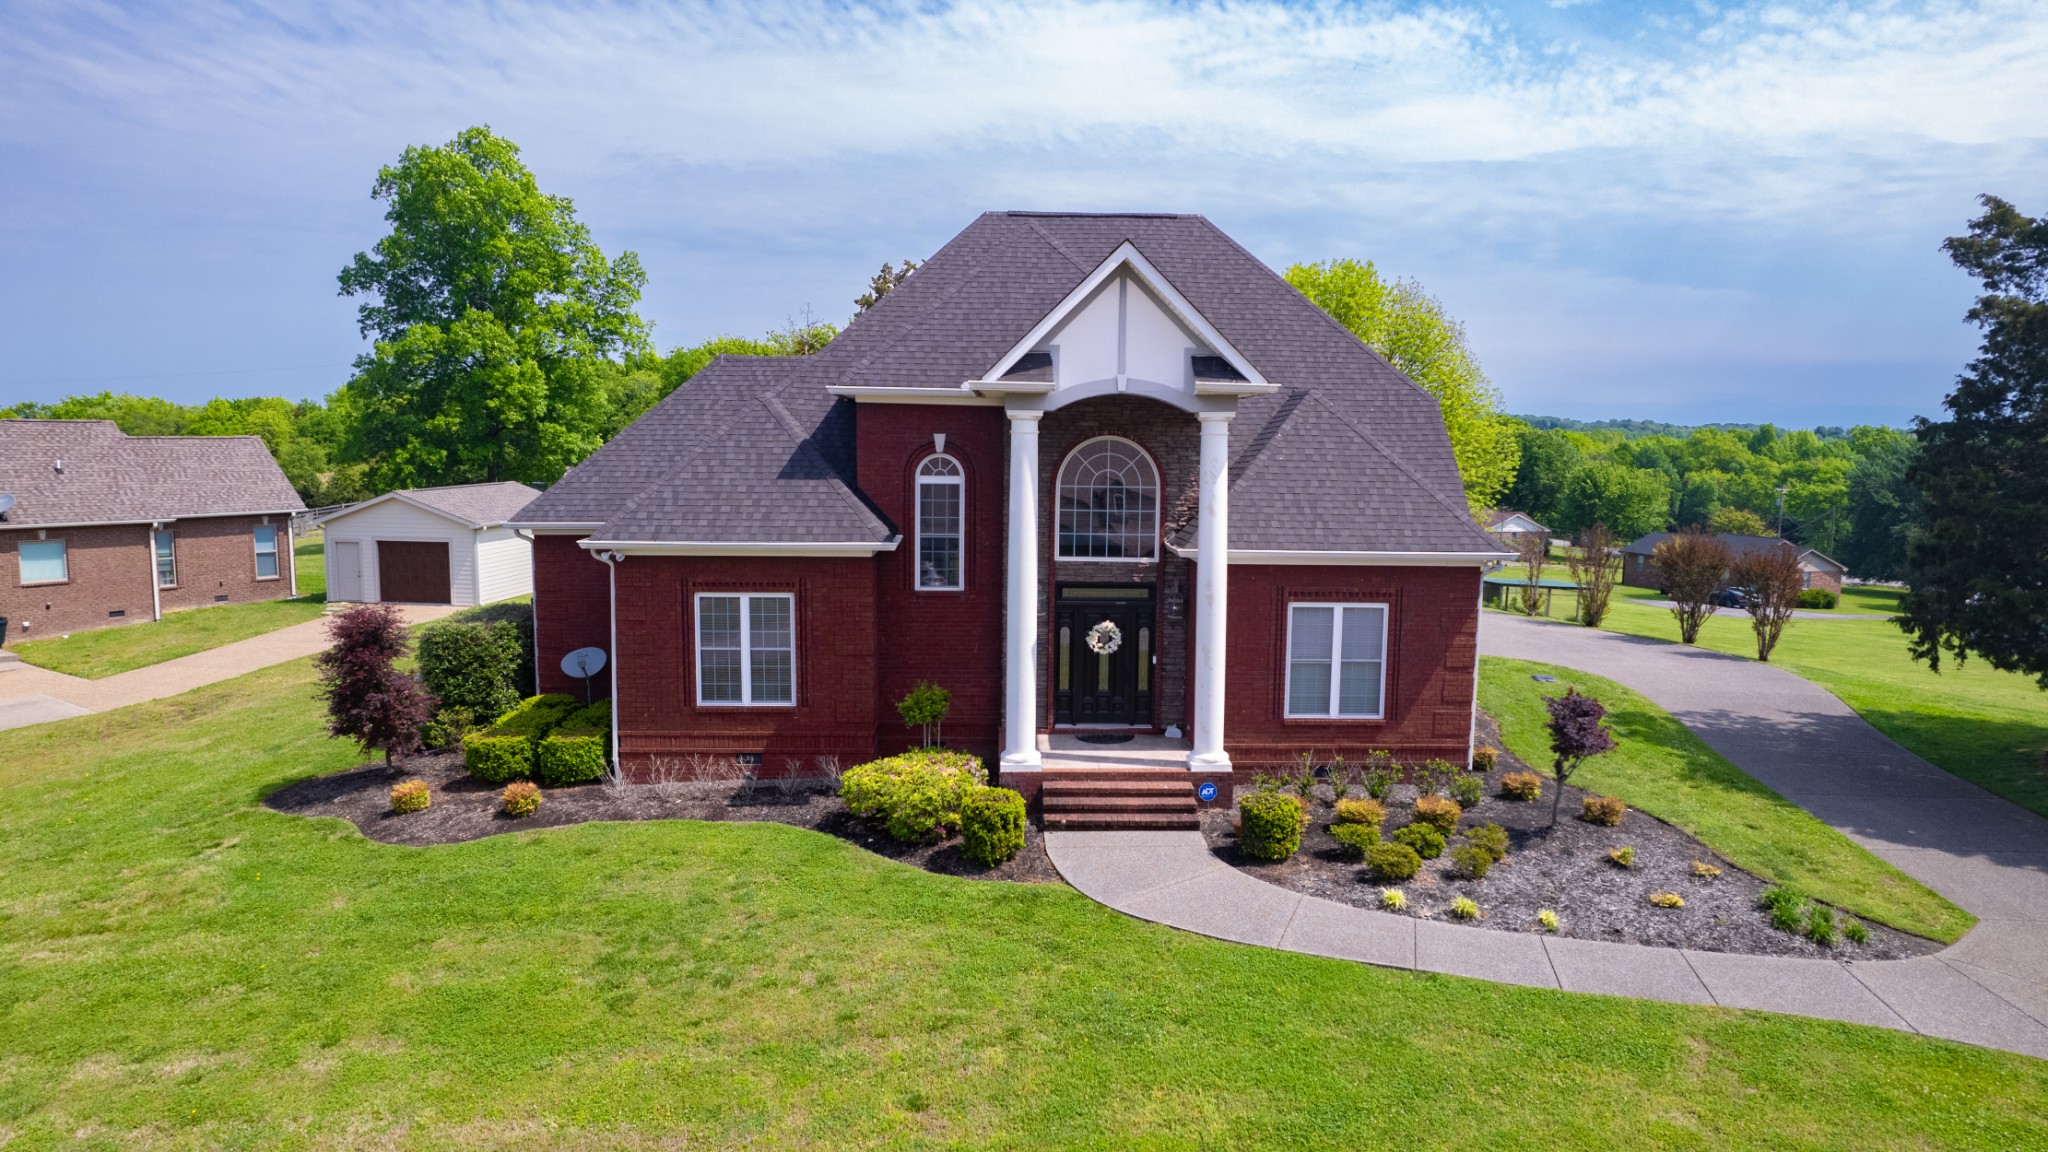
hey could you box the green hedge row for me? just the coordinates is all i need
[464,694,610,785]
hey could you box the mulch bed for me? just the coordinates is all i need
[265,750,1062,885]
[1201,713,1940,960]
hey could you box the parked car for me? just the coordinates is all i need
[1714,587,1749,609]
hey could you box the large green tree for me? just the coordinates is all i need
[1900,195,2048,686]
[1286,259,1519,509]
[1839,429,1917,581]
[1556,461,1670,540]
[1499,423,1581,525]
[337,126,648,488]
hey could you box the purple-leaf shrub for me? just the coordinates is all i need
[316,604,436,764]
[1542,687,1616,825]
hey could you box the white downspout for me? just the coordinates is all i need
[1468,569,1485,765]
[597,550,622,769]
[516,529,538,696]
[286,517,298,598]
[149,522,163,622]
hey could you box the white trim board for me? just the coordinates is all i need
[1168,546,1512,566]
[578,537,901,557]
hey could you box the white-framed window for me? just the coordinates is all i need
[695,593,795,706]
[253,524,280,580]
[154,529,177,588]
[915,454,964,590]
[1056,436,1159,561]
[18,539,67,585]
[1285,602,1389,719]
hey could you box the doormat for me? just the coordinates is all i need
[1076,733,1137,745]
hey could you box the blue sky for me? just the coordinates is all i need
[2,1,2044,427]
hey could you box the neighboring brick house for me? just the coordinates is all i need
[510,212,1509,797]
[0,420,306,643]
[1620,531,1848,594]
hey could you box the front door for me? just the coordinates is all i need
[1054,587,1154,726]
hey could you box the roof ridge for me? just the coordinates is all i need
[1024,219,1093,274]
[1297,389,1487,530]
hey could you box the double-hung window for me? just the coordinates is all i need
[1285,602,1388,719]
[695,593,795,706]
[253,525,280,579]
[916,454,964,590]
[154,530,177,588]
[18,539,66,585]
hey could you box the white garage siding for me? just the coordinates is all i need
[474,526,534,604]
[322,500,477,606]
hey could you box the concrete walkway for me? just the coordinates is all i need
[0,605,459,732]
[1045,614,2048,1059]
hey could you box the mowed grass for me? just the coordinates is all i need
[2,662,2045,1148]
[9,532,327,679]
[1480,658,1973,943]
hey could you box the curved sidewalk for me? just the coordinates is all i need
[1044,614,2048,1059]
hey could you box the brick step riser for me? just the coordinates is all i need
[1043,797,1198,813]
[1042,815,1201,831]
[1041,782,1196,796]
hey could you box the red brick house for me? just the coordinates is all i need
[0,420,306,643]
[511,213,1508,795]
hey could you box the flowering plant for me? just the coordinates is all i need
[1085,620,1122,655]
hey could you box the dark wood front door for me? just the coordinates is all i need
[1053,587,1154,726]
[377,540,451,604]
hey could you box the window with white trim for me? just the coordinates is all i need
[695,593,795,706]
[915,454,963,590]
[18,539,66,584]
[253,524,280,579]
[1056,436,1159,560]
[154,529,177,588]
[1285,603,1388,718]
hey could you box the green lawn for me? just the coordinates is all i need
[1480,658,1973,943]
[8,530,328,679]
[0,661,2044,1146]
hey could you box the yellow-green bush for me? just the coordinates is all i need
[1412,795,1462,834]
[840,750,986,842]
[1330,821,1381,860]
[464,694,581,783]
[1333,797,1385,827]
[1238,793,1301,861]
[961,786,1026,866]
[1499,771,1543,801]
[1366,841,1421,881]
[533,700,611,786]
[389,779,431,814]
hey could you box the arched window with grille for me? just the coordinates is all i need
[916,454,964,589]
[1056,436,1159,561]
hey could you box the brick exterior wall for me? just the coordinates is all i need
[611,555,879,778]
[1216,563,1481,775]
[855,404,1006,763]
[1,514,293,642]
[532,533,613,697]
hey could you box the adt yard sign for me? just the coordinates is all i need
[1196,781,1219,803]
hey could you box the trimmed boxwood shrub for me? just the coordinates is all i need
[1330,821,1381,860]
[416,618,528,725]
[534,701,611,786]
[1796,588,1839,609]
[1366,841,1422,881]
[1392,822,1445,859]
[1449,843,1494,879]
[492,694,578,736]
[1449,773,1485,808]
[1333,797,1385,827]
[1238,793,1301,861]
[960,786,1026,866]
[464,733,535,784]
[1464,822,1510,863]
[841,750,986,842]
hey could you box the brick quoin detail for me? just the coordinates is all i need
[1,514,294,640]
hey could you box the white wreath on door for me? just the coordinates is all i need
[1085,619,1123,655]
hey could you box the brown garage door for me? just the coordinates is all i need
[377,541,451,604]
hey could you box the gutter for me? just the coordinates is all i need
[0,509,302,533]
[576,536,901,557]
[1167,546,1515,566]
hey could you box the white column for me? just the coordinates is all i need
[1001,410,1043,770]
[1190,412,1233,771]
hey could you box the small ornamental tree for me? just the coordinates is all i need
[1565,521,1621,628]
[1514,530,1552,616]
[1654,529,1732,644]
[1729,546,1805,662]
[316,604,436,765]
[896,680,952,748]
[1542,687,1615,826]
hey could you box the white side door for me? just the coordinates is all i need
[331,540,362,601]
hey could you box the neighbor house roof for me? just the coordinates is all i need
[314,482,544,530]
[0,419,304,529]
[513,211,1498,555]
[1485,510,1548,533]
[1623,532,1846,573]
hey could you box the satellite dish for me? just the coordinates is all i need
[562,646,607,678]
[0,494,15,520]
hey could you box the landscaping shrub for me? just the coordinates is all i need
[1392,823,1445,859]
[1449,773,1484,808]
[416,618,528,725]
[1366,841,1421,881]
[1581,794,1627,826]
[1362,767,1397,800]
[1449,843,1493,879]
[960,786,1026,866]
[1333,797,1385,827]
[1449,896,1481,920]
[1761,887,1806,933]
[1412,795,1462,834]
[1806,904,1838,947]
[1330,822,1381,860]
[1378,887,1407,910]
[1796,588,1839,610]
[316,604,434,764]
[1471,745,1500,772]
[534,701,610,787]
[1464,822,1509,863]
[895,680,952,748]
[463,733,536,784]
[1607,845,1636,868]
[421,706,477,750]
[1692,860,1723,880]
[1499,771,1542,801]
[1844,919,1870,945]
[492,694,580,737]
[1238,793,1302,861]
[501,781,542,817]
[1537,909,1560,932]
[840,750,986,842]
[389,779,430,814]
[1649,891,1686,908]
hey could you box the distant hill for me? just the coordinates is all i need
[1515,415,1856,441]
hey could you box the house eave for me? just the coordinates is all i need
[826,385,1005,406]
[1167,546,1513,566]
[506,521,605,533]
[578,536,903,558]
[0,510,301,532]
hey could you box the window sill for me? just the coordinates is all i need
[19,579,69,588]
[255,575,281,582]
[694,703,798,712]
[1281,715,1388,723]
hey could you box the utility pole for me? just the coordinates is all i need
[1774,485,1789,538]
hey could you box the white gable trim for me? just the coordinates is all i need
[975,242,1271,394]
[577,537,902,558]
[312,490,507,531]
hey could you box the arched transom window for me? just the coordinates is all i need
[1057,437,1159,561]
[916,454,964,589]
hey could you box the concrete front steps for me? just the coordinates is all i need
[1040,771,1199,831]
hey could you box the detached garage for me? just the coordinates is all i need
[313,482,541,606]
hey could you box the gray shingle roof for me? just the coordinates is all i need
[0,419,304,528]
[1623,532,1847,573]
[515,212,1496,554]
[390,482,543,527]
